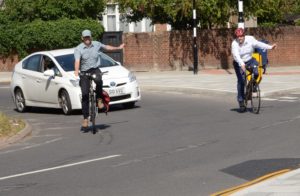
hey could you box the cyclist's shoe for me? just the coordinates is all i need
[81,119,89,128]
[239,101,246,113]
[97,98,104,109]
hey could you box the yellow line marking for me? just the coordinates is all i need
[210,169,291,196]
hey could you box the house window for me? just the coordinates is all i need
[106,4,117,31]
[102,3,154,33]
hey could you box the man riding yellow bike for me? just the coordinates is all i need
[231,28,277,112]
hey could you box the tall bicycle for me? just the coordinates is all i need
[244,53,263,114]
[80,71,108,134]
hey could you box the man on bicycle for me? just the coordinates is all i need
[231,28,277,112]
[74,29,124,128]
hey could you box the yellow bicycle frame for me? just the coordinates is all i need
[246,53,263,84]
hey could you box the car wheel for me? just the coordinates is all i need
[14,88,28,113]
[123,102,135,109]
[60,90,72,115]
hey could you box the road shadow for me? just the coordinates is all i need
[230,108,252,113]
[15,104,141,115]
[81,124,113,144]
[221,158,300,181]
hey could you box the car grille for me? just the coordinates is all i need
[110,94,131,102]
[103,82,127,88]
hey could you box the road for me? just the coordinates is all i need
[1,84,300,196]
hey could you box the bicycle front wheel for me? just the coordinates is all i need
[90,95,97,133]
[251,82,261,114]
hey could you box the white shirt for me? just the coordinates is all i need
[231,35,272,67]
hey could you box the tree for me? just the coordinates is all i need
[117,0,300,29]
[3,0,107,22]
[117,0,233,29]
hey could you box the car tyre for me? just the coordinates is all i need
[123,102,135,109]
[60,90,72,115]
[14,88,28,113]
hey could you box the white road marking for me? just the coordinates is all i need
[277,99,297,102]
[32,134,62,138]
[262,98,278,101]
[0,154,121,181]
[279,96,299,100]
[0,138,63,155]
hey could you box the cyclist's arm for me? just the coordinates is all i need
[74,48,81,77]
[74,60,80,77]
[252,37,273,50]
[231,42,245,68]
[104,43,124,51]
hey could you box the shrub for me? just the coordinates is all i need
[0,18,104,58]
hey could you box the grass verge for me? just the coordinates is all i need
[0,112,25,138]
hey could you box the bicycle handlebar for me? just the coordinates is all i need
[79,71,108,78]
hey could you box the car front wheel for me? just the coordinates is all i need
[14,88,28,113]
[60,90,72,115]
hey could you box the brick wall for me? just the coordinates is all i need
[123,26,300,71]
[0,54,18,72]
[0,27,299,72]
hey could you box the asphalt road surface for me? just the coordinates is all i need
[1,84,300,196]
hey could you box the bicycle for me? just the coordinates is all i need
[244,62,262,114]
[80,71,108,134]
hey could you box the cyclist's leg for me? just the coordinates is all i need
[233,61,245,101]
[79,74,90,121]
[233,61,246,110]
[92,68,104,109]
[245,58,259,80]
[246,58,259,92]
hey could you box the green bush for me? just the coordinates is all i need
[0,18,104,58]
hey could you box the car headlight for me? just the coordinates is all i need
[70,79,80,87]
[128,72,136,82]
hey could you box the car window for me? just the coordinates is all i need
[54,54,75,72]
[42,55,56,72]
[99,53,118,68]
[42,55,62,77]
[23,55,42,72]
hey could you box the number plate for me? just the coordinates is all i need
[108,87,125,96]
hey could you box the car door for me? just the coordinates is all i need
[21,54,44,102]
[39,55,62,104]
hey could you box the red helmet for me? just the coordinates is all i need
[235,28,245,37]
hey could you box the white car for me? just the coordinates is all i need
[10,48,141,115]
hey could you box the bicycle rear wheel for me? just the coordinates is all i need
[251,81,261,114]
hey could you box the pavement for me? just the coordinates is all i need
[1,66,300,195]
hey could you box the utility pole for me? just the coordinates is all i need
[238,0,244,29]
[193,0,198,74]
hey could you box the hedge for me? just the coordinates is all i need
[0,18,104,58]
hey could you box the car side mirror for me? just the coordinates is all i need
[116,61,121,65]
[44,69,55,77]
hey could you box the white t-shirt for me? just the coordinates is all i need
[231,35,272,67]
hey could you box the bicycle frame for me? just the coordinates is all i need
[244,65,262,114]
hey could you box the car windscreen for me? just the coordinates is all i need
[55,54,75,72]
[99,53,119,67]
[55,53,118,72]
